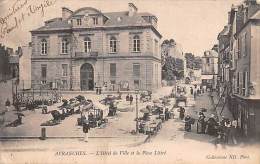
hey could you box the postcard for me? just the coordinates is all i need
[0,0,259,164]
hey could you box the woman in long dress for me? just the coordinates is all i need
[197,112,206,134]
[206,114,218,136]
[184,115,192,132]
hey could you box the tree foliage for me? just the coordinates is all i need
[185,53,202,69]
[161,39,184,81]
[162,56,184,81]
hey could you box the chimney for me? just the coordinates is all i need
[62,7,73,20]
[128,3,138,17]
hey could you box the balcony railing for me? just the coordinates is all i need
[74,51,98,59]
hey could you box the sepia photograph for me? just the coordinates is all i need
[0,0,260,163]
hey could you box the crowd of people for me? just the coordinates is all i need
[174,83,239,145]
[178,106,238,145]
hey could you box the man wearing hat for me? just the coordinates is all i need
[83,120,90,142]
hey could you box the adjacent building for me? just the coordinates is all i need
[217,0,260,138]
[0,44,20,81]
[30,3,162,91]
[19,45,32,90]
[201,50,218,90]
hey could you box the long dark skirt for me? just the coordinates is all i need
[179,112,184,120]
[185,123,191,132]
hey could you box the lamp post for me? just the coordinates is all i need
[135,89,139,133]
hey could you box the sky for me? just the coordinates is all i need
[0,0,243,56]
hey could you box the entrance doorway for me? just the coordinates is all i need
[80,63,94,90]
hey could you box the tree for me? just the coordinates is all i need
[161,39,185,81]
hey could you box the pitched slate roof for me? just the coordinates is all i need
[104,11,152,27]
[34,18,72,31]
[32,8,157,32]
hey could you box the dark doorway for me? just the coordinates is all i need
[80,63,94,90]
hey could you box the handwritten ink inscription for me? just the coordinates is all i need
[0,0,57,38]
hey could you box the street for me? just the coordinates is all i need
[1,84,259,164]
[1,1,260,163]
[0,86,260,163]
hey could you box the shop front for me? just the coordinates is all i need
[233,95,260,139]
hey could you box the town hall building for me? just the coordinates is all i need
[30,3,162,91]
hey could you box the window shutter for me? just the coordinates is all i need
[37,39,40,55]
[140,35,143,52]
[68,38,71,54]
[245,72,248,96]
[239,72,243,95]
[47,38,50,55]
[107,36,109,53]
[244,33,247,56]
[117,36,120,53]
[129,35,133,52]
[58,37,61,54]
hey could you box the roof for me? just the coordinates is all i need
[217,25,230,39]
[234,4,260,37]
[203,50,218,58]
[34,19,72,31]
[250,10,260,20]
[32,7,158,32]
[104,11,152,27]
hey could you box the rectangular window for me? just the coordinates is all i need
[109,37,117,53]
[62,80,68,89]
[238,37,241,59]
[236,72,240,94]
[93,17,98,25]
[77,19,82,26]
[242,72,248,96]
[206,58,210,64]
[134,80,140,89]
[222,68,225,82]
[84,37,91,53]
[62,64,68,76]
[61,38,69,54]
[133,35,141,52]
[239,72,243,95]
[110,63,116,77]
[133,63,140,77]
[41,64,47,78]
[41,64,47,84]
[41,39,47,55]
[242,33,247,57]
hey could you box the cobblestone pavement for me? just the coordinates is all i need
[0,86,172,138]
[0,86,259,164]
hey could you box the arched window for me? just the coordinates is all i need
[41,39,47,55]
[133,35,140,52]
[61,38,69,54]
[109,36,117,53]
[84,37,91,53]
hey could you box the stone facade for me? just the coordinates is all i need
[31,3,162,91]
[201,50,218,90]
[217,0,260,138]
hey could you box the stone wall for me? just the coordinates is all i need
[31,27,161,91]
